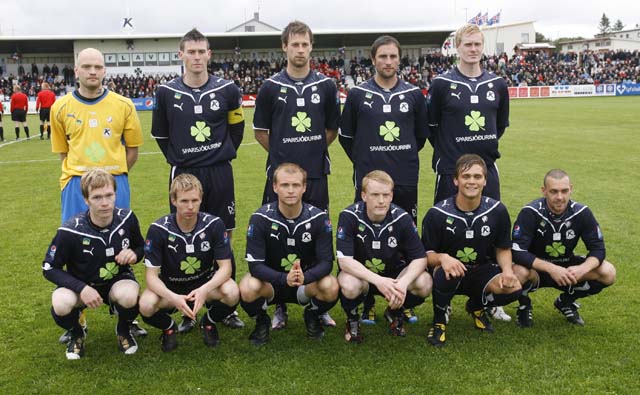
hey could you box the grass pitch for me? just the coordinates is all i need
[0,97,638,394]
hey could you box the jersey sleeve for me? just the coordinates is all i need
[413,89,430,149]
[336,210,356,258]
[122,99,143,147]
[338,90,358,160]
[426,78,444,130]
[245,213,288,285]
[494,203,512,249]
[252,82,273,130]
[227,84,245,125]
[144,224,166,268]
[496,78,510,137]
[35,93,42,110]
[580,207,606,263]
[421,208,443,253]
[151,86,170,139]
[128,212,145,262]
[42,230,87,293]
[50,101,69,154]
[400,215,426,262]
[212,220,233,261]
[511,208,538,268]
[324,79,340,131]
[304,215,334,284]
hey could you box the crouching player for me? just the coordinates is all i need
[240,163,338,346]
[139,174,239,351]
[422,154,522,347]
[337,171,431,342]
[43,169,144,359]
[512,169,616,327]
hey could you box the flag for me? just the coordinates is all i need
[488,11,501,26]
[480,12,489,26]
[468,12,481,25]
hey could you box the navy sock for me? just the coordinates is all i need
[309,296,337,315]
[240,297,267,318]
[339,290,365,320]
[24,126,29,137]
[487,289,523,308]
[563,280,608,304]
[113,303,139,333]
[51,307,81,331]
[403,291,426,309]
[141,310,174,330]
[204,300,237,323]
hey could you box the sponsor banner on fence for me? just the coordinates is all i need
[615,83,640,96]
[131,97,155,111]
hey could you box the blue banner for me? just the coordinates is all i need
[615,83,640,96]
[132,97,155,111]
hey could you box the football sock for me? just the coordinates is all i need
[39,124,44,137]
[205,300,237,323]
[339,291,365,320]
[24,126,29,138]
[562,280,607,304]
[141,310,173,330]
[15,127,19,139]
[46,125,51,138]
[519,280,534,306]
[309,296,337,315]
[0,126,4,140]
[112,303,139,334]
[403,292,426,309]
[241,297,267,318]
[51,306,81,331]
[486,289,522,308]
[432,288,456,325]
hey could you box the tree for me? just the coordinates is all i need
[612,19,625,32]
[598,13,611,34]
[536,32,549,42]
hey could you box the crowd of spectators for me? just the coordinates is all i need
[1,49,639,101]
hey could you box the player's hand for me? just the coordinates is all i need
[375,277,405,308]
[440,254,467,280]
[566,265,588,284]
[549,265,577,287]
[388,282,408,310]
[80,285,103,308]
[172,293,195,320]
[186,287,208,318]
[499,270,519,289]
[287,261,303,287]
[115,248,137,265]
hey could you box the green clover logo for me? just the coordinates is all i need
[85,142,106,163]
[545,242,566,258]
[190,121,211,142]
[180,256,201,274]
[365,258,385,274]
[291,112,311,133]
[99,262,119,280]
[379,121,400,142]
[456,247,477,263]
[280,254,298,271]
[465,111,486,132]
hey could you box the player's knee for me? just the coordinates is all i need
[51,288,78,315]
[239,274,262,301]
[513,264,531,283]
[221,279,240,305]
[598,261,616,285]
[110,282,139,308]
[138,291,159,317]
[318,275,339,299]
[339,275,365,298]
[410,271,433,298]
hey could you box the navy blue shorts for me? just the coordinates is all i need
[433,162,501,205]
[11,109,26,122]
[270,284,306,306]
[355,184,418,224]
[90,270,138,307]
[533,256,587,290]
[171,162,235,230]
[263,175,329,212]
[39,108,51,122]
[434,263,502,306]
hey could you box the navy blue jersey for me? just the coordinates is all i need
[144,212,232,289]
[151,75,244,167]
[245,202,334,287]
[427,67,509,174]
[253,70,340,178]
[42,208,144,293]
[421,196,511,265]
[336,202,425,277]
[512,198,606,268]
[340,78,429,187]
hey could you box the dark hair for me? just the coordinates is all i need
[455,154,487,178]
[180,28,209,51]
[281,21,313,45]
[371,35,401,59]
[543,169,570,187]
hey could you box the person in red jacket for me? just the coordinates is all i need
[10,85,29,140]
[36,82,56,139]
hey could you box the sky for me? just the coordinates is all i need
[1,0,638,40]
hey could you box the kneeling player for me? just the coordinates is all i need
[240,163,338,345]
[337,171,431,343]
[422,154,522,347]
[139,174,239,351]
[511,169,616,327]
[43,169,144,359]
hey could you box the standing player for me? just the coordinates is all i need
[422,154,521,347]
[239,163,338,346]
[139,174,239,351]
[427,23,509,204]
[10,85,30,140]
[50,47,143,223]
[339,35,429,324]
[151,28,245,332]
[427,24,511,322]
[253,20,340,330]
[50,47,145,343]
[511,169,616,327]
[337,171,431,343]
[36,82,56,139]
[42,169,144,359]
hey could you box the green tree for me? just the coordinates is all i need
[598,13,611,34]
[612,19,625,32]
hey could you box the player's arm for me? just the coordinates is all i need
[190,257,232,315]
[125,147,138,171]
[253,128,269,151]
[414,89,430,151]
[50,103,69,156]
[302,216,334,284]
[338,91,357,161]
[227,88,245,150]
[495,247,518,288]
[494,204,517,288]
[496,79,510,139]
[150,86,170,158]
[324,80,341,146]
[145,265,195,319]
[35,94,41,112]
[568,208,606,280]
[246,216,288,285]
[326,128,338,145]
[252,82,273,152]
[115,212,145,265]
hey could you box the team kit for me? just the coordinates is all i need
[42,22,616,359]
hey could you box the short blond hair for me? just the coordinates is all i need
[170,173,203,201]
[362,170,394,193]
[455,24,484,47]
[273,163,307,185]
[81,169,116,199]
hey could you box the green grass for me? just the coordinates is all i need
[1,97,639,394]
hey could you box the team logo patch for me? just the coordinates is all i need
[280,87,287,94]
[324,219,332,233]
[223,231,229,244]
[399,94,405,100]
[566,229,576,240]
[387,236,397,248]
[144,239,152,253]
[305,222,311,229]
[49,245,57,258]
[486,91,495,101]
[482,215,488,223]
[201,241,210,252]
[565,221,572,228]
[271,223,279,230]
[106,116,113,123]
[513,225,521,238]
[450,83,457,90]
[399,102,409,113]
[311,93,320,104]
[358,224,365,232]
[247,224,254,237]
[302,232,312,243]
[122,238,130,249]
[311,86,317,92]
[446,217,454,225]
[365,92,373,99]
[210,100,220,111]
[118,229,125,236]
[388,225,393,232]
[209,93,216,99]
[82,238,91,246]
[200,233,206,239]
[488,82,494,88]
[337,226,345,240]
[168,234,176,242]
[103,128,112,137]
[174,92,182,99]
[481,226,491,237]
